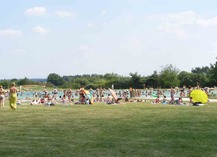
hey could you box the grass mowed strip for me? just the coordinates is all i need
[1,102,217,157]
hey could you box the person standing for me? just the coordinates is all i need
[99,86,103,102]
[111,84,114,90]
[0,85,5,108]
[66,88,73,103]
[170,87,175,104]
[9,82,18,110]
[188,86,193,98]
[179,89,185,103]
[129,86,133,98]
[79,85,85,104]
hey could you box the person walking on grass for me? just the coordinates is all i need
[0,85,5,108]
[9,82,18,110]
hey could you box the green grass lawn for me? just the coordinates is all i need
[1,101,217,157]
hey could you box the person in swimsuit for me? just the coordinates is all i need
[66,88,73,103]
[9,82,18,110]
[170,87,175,104]
[0,85,5,108]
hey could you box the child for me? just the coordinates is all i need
[189,97,194,105]
[177,97,182,105]
[161,96,167,104]
[152,96,160,104]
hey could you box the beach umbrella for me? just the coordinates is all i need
[151,93,158,98]
[190,90,208,104]
[83,90,94,104]
[109,88,118,100]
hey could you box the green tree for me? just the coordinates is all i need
[145,71,159,88]
[104,73,118,80]
[10,78,18,84]
[96,79,107,87]
[208,58,217,86]
[17,77,32,85]
[74,78,89,86]
[0,79,10,89]
[191,66,210,75]
[158,64,180,88]
[47,73,65,86]
[178,71,194,87]
[191,73,208,87]
[129,72,143,89]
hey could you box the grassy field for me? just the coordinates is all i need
[1,101,217,157]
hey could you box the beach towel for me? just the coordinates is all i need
[9,93,17,110]
[84,90,94,104]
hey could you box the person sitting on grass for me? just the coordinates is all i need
[152,96,160,104]
[30,98,41,105]
[61,95,68,104]
[75,94,86,104]
[161,96,167,104]
[106,94,113,104]
[189,97,194,105]
[45,93,55,106]
[177,97,183,105]
[125,96,129,102]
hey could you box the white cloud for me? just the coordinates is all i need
[0,29,23,36]
[32,26,49,34]
[13,49,26,55]
[71,59,81,66]
[196,17,217,27]
[56,11,75,18]
[76,45,90,51]
[128,0,141,3]
[101,10,107,14]
[158,23,189,39]
[87,22,94,27]
[155,11,198,38]
[154,11,217,38]
[165,11,197,25]
[25,6,46,16]
[159,11,217,28]
[102,22,108,27]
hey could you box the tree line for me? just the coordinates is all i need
[1,59,217,89]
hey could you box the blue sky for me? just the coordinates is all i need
[1,0,217,79]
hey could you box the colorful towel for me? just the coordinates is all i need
[9,93,17,110]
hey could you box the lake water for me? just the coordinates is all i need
[16,89,217,100]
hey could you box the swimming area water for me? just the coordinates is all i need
[16,89,217,100]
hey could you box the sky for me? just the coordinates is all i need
[1,0,217,79]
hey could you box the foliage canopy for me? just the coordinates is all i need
[1,58,217,89]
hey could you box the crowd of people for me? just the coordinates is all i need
[150,86,211,106]
[0,83,18,110]
[0,83,215,110]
